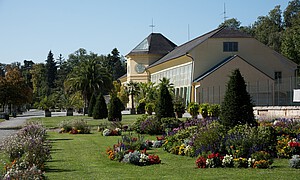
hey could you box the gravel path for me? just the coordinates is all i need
[0,109,80,142]
[0,109,44,142]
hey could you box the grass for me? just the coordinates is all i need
[2,115,300,179]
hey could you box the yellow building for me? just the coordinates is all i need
[120,27,298,106]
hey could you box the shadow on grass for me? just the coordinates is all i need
[47,159,65,163]
[0,126,22,130]
[49,138,73,142]
[44,167,75,173]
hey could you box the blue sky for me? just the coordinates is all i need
[0,0,289,64]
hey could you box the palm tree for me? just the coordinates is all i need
[126,81,139,114]
[64,55,112,115]
[137,82,157,103]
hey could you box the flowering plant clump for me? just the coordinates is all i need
[253,160,270,169]
[233,157,249,168]
[206,153,223,168]
[2,160,45,180]
[276,135,292,158]
[105,135,161,166]
[222,154,234,167]
[59,119,91,134]
[288,138,300,155]
[195,156,206,168]
[102,128,122,136]
[251,151,273,169]
[289,155,300,168]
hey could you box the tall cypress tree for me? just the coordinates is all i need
[155,82,174,120]
[93,93,108,119]
[108,94,124,121]
[220,69,256,128]
[88,93,96,117]
[45,50,57,94]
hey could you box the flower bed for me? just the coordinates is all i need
[105,134,162,166]
[58,119,91,134]
[102,128,122,136]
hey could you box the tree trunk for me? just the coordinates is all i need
[131,94,135,114]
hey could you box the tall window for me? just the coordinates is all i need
[275,71,282,83]
[223,42,238,52]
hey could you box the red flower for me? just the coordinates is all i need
[196,156,206,168]
[156,136,164,141]
[148,155,161,164]
[289,141,298,147]
[127,149,134,153]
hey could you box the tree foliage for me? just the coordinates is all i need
[64,50,113,112]
[219,18,241,29]
[220,69,256,128]
[104,48,126,81]
[0,66,32,109]
[126,81,139,114]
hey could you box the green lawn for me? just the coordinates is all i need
[2,115,300,179]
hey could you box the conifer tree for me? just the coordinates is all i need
[220,69,256,128]
[155,80,175,119]
[88,93,96,117]
[45,50,57,94]
[108,94,124,121]
[93,93,108,119]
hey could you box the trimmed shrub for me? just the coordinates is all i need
[93,93,108,119]
[155,83,174,119]
[88,93,96,117]
[108,94,125,121]
[220,69,256,128]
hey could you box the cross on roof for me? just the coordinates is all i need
[149,18,155,33]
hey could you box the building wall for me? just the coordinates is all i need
[190,38,297,83]
[195,56,274,105]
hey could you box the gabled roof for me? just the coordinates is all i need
[194,55,273,82]
[127,33,177,56]
[148,27,252,68]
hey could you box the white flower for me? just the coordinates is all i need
[222,154,233,166]
[139,153,149,163]
[248,158,255,167]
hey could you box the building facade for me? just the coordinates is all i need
[120,27,298,106]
